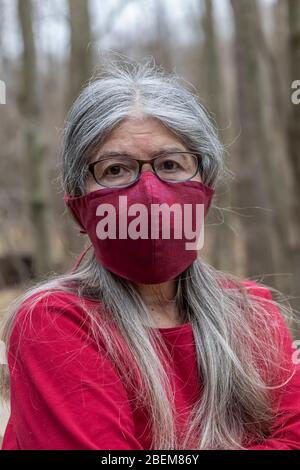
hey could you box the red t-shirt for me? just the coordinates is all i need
[1,280,300,450]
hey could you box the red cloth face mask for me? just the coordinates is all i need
[64,171,214,284]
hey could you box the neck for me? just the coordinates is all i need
[134,279,182,328]
[134,279,177,305]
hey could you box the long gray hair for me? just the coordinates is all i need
[0,56,295,449]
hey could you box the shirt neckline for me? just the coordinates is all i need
[152,321,192,335]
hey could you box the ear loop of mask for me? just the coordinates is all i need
[71,243,93,272]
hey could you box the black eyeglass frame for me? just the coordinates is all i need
[87,151,203,188]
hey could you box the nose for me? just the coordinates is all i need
[140,163,154,173]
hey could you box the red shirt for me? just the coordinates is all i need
[1,280,300,450]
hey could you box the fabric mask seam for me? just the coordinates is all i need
[145,175,156,274]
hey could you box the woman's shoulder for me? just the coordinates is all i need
[240,280,295,352]
[9,288,101,348]
[240,279,273,300]
[224,278,288,331]
[222,276,274,300]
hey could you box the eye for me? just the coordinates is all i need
[106,165,121,175]
[164,160,176,170]
[159,159,182,172]
[104,164,130,177]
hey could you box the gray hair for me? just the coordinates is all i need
[0,56,296,449]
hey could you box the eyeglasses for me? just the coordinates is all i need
[88,151,202,188]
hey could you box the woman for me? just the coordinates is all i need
[1,59,300,450]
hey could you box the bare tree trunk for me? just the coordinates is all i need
[244,0,294,294]
[201,0,235,273]
[0,0,4,62]
[202,0,222,124]
[67,0,93,107]
[155,0,173,71]
[17,0,51,276]
[64,0,93,262]
[287,0,300,307]
[230,0,279,281]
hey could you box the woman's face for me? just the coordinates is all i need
[86,117,202,192]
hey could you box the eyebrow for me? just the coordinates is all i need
[96,146,187,159]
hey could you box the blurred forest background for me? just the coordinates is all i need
[0,0,300,321]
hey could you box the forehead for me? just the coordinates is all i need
[99,117,186,152]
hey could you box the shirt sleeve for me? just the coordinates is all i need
[5,291,143,450]
[243,281,300,450]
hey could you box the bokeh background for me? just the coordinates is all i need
[0,1,300,437]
